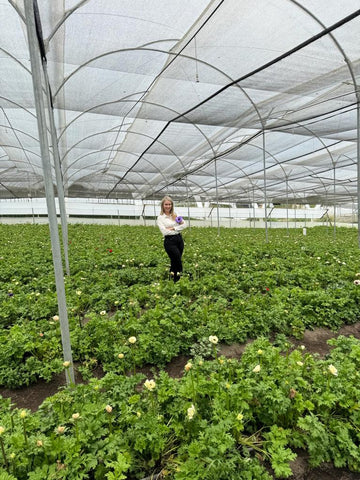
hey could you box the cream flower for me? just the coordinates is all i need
[328,364,338,376]
[100,310,106,316]
[52,315,59,321]
[105,405,113,413]
[76,290,82,296]
[187,404,196,420]
[252,364,261,373]
[184,362,192,372]
[144,379,156,391]
[236,413,244,421]
[72,413,81,420]
[209,335,219,344]
[36,440,43,447]
[297,361,304,367]
[118,353,124,359]
[57,426,66,434]
[128,336,137,344]
[63,361,71,368]
[0,426,5,435]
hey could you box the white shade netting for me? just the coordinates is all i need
[0,0,359,205]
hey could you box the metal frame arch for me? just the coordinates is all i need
[152,177,215,201]
[289,0,359,96]
[64,148,169,191]
[62,128,190,182]
[0,47,32,76]
[0,124,41,153]
[51,46,262,124]
[55,96,218,166]
[56,92,147,141]
[59,122,133,164]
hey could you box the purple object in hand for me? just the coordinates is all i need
[175,216,183,224]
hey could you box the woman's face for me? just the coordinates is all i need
[163,200,172,214]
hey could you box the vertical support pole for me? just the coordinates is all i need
[333,161,337,240]
[214,158,220,235]
[262,129,268,242]
[43,64,70,275]
[357,101,360,247]
[252,188,256,229]
[24,0,74,384]
[286,175,289,235]
[185,176,191,230]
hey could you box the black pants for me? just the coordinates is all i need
[164,234,184,282]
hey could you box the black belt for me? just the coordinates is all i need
[164,233,181,239]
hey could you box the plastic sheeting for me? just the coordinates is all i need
[1,0,359,205]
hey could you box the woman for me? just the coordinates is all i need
[157,196,186,282]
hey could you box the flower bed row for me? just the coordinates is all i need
[1,335,360,479]
[1,225,360,387]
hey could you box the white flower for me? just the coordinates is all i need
[297,361,304,367]
[100,310,106,316]
[76,290,82,296]
[328,364,338,376]
[185,362,192,372]
[252,364,261,373]
[209,335,218,345]
[52,315,59,321]
[354,279,360,285]
[187,404,196,420]
[144,379,156,391]
[128,336,137,344]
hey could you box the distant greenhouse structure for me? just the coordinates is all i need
[1,0,360,383]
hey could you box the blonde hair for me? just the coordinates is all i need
[160,196,176,219]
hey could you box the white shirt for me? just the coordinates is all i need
[157,214,186,237]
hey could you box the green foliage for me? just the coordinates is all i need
[1,225,360,477]
[0,335,360,478]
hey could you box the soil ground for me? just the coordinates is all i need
[1,322,360,479]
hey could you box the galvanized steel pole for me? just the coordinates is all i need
[43,63,70,276]
[24,0,75,384]
[358,100,360,247]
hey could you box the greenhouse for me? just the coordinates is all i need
[1,1,360,479]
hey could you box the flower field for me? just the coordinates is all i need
[1,224,360,479]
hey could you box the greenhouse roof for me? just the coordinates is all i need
[1,0,360,205]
